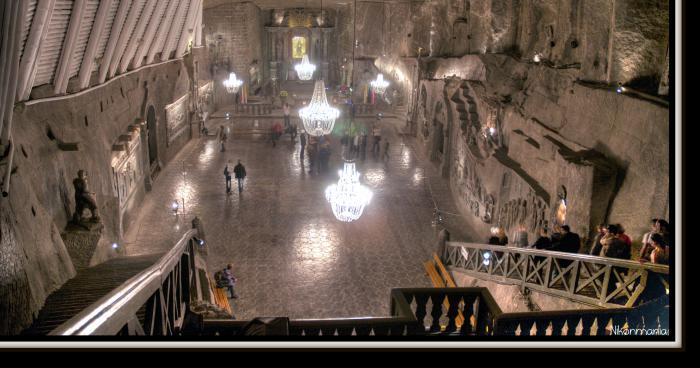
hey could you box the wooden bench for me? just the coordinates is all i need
[424,253,469,329]
[208,276,233,316]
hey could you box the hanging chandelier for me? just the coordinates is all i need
[295,54,316,81]
[223,72,242,94]
[299,80,339,136]
[325,161,373,222]
[371,73,389,96]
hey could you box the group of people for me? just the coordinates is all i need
[341,120,390,161]
[306,135,333,175]
[223,159,247,194]
[486,218,671,265]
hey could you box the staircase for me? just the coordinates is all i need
[22,254,163,335]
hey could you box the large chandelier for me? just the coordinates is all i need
[371,73,389,96]
[325,161,373,222]
[295,54,316,81]
[298,80,339,136]
[223,72,243,94]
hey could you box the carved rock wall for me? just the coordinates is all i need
[417,54,668,244]
[1,56,203,334]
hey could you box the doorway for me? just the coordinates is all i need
[146,106,158,167]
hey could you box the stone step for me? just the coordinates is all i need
[22,254,163,335]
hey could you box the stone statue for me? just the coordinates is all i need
[249,59,261,94]
[72,170,100,223]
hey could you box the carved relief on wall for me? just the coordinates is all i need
[166,94,190,144]
[419,85,429,139]
[454,156,494,224]
[198,82,214,113]
[456,84,501,161]
[496,190,549,233]
[111,126,143,209]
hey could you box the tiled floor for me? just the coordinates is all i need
[124,115,477,319]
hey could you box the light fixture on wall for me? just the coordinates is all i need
[299,80,339,136]
[295,54,316,81]
[325,160,373,222]
[371,73,390,96]
[223,72,243,94]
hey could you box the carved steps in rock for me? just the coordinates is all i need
[22,253,163,335]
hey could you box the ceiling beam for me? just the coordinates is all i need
[145,0,180,65]
[118,0,157,74]
[99,0,131,84]
[108,0,144,78]
[54,0,88,94]
[161,0,190,62]
[131,0,169,69]
[16,0,56,101]
[175,0,201,58]
[77,0,113,90]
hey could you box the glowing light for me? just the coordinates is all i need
[533,53,542,63]
[171,201,179,213]
[111,243,119,249]
[298,80,340,136]
[371,73,390,96]
[223,72,243,94]
[483,251,492,266]
[325,161,373,222]
[294,54,316,81]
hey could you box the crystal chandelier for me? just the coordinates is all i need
[299,80,339,136]
[295,54,316,81]
[223,72,242,94]
[371,73,389,96]
[325,161,373,222]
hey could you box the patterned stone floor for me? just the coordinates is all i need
[124,115,477,320]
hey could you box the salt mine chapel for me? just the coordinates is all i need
[0,0,682,349]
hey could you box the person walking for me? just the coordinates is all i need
[300,132,307,161]
[224,160,233,194]
[283,103,291,129]
[233,160,247,193]
[218,125,228,152]
[383,139,390,161]
[360,131,368,160]
[272,121,283,147]
[372,123,381,156]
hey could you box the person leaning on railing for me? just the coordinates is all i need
[640,219,671,262]
[600,224,628,259]
[639,233,670,265]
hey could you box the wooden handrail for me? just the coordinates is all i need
[51,229,199,335]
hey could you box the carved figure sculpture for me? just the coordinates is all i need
[73,170,100,223]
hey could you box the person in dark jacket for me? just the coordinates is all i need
[224,160,232,194]
[223,264,238,299]
[551,225,580,253]
[233,160,246,193]
[531,227,552,250]
[488,227,508,246]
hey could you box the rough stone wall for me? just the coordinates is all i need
[1,53,206,334]
[417,54,668,245]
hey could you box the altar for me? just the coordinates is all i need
[263,8,336,86]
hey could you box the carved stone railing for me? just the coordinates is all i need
[198,288,501,336]
[443,242,670,308]
[233,103,273,115]
[493,296,670,336]
[50,229,203,336]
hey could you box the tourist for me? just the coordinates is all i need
[550,224,562,249]
[283,103,291,129]
[300,132,307,161]
[488,227,508,246]
[600,224,626,259]
[290,122,298,142]
[372,123,382,155]
[360,131,368,160]
[218,125,228,152]
[588,224,607,256]
[353,132,361,157]
[383,140,390,161]
[640,219,671,261]
[224,160,232,194]
[233,160,247,193]
[643,233,669,265]
[271,121,283,147]
[223,264,238,299]
[614,224,632,260]
[550,225,581,253]
[531,227,551,250]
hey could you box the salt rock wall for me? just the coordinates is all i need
[416,54,668,244]
[1,57,200,335]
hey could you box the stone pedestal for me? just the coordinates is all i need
[61,222,104,269]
